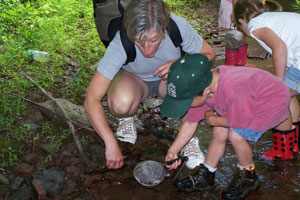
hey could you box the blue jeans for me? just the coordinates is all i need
[231,128,266,142]
[284,65,300,93]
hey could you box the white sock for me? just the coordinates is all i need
[204,163,217,173]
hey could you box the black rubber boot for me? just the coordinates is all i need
[173,164,215,192]
[293,121,300,153]
[221,170,260,200]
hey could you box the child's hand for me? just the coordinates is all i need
[165,151,181,170]
[205,110,228,127]
[204,110,218,125]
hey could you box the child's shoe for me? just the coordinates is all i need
[236,43,256,67]
[221,170,260,200]
[262,128,295,160]
[224,48,238,65]
[173,164,215,192]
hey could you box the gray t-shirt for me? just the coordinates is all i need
[97,14,204,81]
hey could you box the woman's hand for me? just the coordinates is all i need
[153,59,177,80]
[105,142,124,169]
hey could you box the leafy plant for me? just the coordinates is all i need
[294,0,300,13]
[1,147,23,167]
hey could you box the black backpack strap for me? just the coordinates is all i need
[120,16,184,65]
[120,24,136,65]
[167,18,185,56]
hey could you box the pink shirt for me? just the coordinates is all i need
[187,66,290,131]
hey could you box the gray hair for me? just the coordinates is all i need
[123,0,169,42]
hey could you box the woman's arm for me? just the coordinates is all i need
[200,39,216,61]
[84,71,124,169]
[252,27,287,80]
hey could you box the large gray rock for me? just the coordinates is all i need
[38,98,91,128]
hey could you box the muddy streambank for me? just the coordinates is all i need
[1,36,299,200]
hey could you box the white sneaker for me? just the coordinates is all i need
[114,117,137,144]
[181,136,205,169]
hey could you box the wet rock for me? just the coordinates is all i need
[33,168,64,197]
[38,98,91,128]
[80,174,103,186]
[13,163,34,175]
[32,179,46,200]
[23,153,38,164]
[40,141,59,154]
[35,162,46,171]
[9,187,36,200]
[27,107,44,123]
[65,179,77,189]
[98,179,111,190]
[137,135,157,145]
[66,166,81,178]
[143,97,163,109]
[158,139,172,147]
[9,176,24,190]
[247,48,270,60]
[0,173,9,185]
[88,144,105,155]
[0,185,10,199]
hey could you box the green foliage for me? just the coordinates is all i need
[1,147,23,168]
[0,0,216,167]
[294,0,300,13]
[0,0,103,167]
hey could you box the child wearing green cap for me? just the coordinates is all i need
[160,54,294,199]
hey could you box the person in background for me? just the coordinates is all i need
[84,0,215,169]
[233,0,300,159]
[223,0,255,67]
[161,54,293,199]
[218,0,234,29]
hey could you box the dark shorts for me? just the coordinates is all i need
[145,80,161,97]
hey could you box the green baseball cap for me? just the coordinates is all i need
[160,54,213,118]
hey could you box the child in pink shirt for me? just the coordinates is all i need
[160,54,293,199]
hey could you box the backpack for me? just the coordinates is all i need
[93,0,184,65]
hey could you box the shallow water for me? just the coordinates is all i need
[93,38,300,199]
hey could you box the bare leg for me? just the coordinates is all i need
[275,108,292,131]
[158,79,167,98]
[228,129,253,166]
[107,70,148,117]
[205,127,228,168]
[290,95,300,123]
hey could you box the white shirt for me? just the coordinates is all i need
[248,12,300,70]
